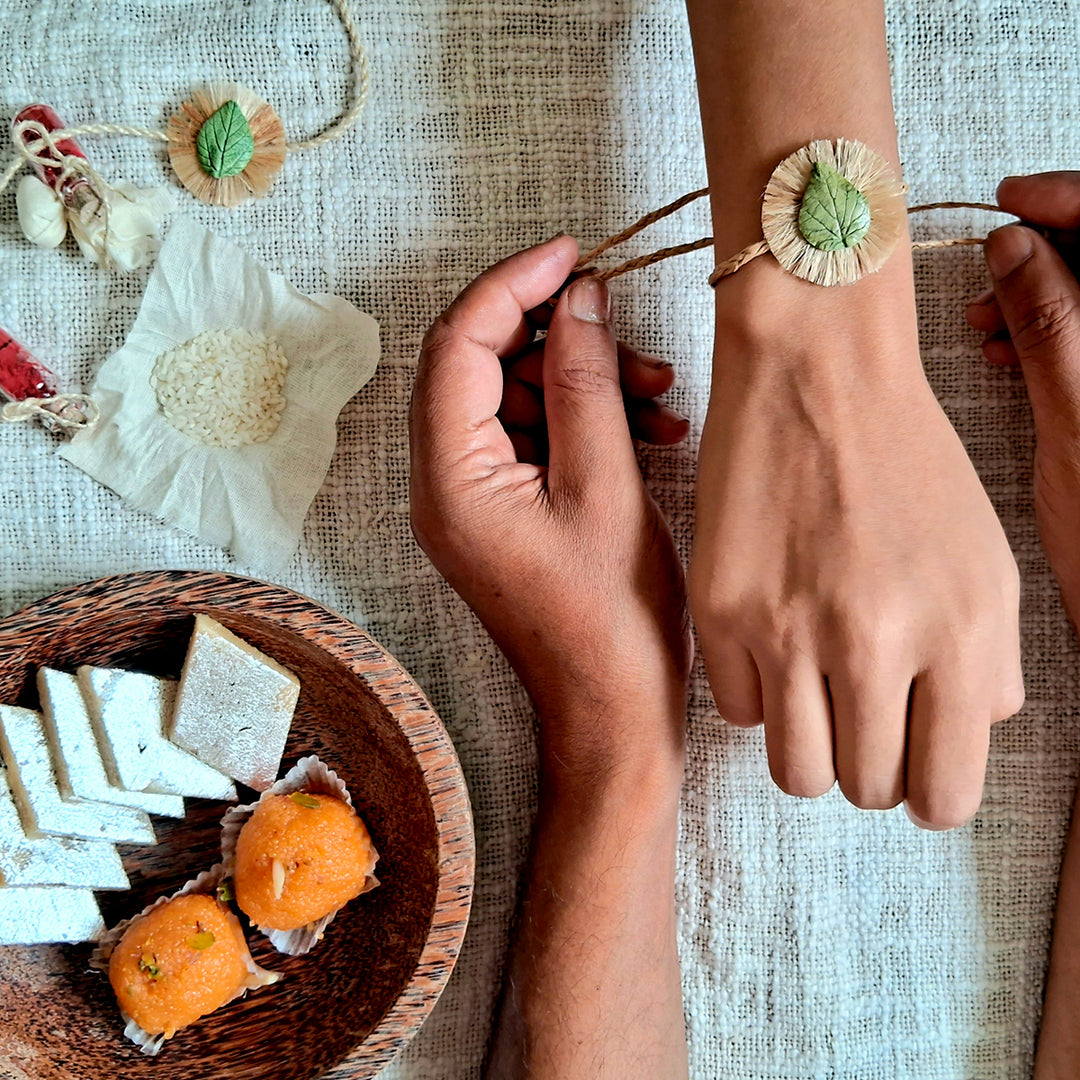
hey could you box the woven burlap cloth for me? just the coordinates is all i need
[1,2,1077,1077]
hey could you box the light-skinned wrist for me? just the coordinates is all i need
[710,248,923,378]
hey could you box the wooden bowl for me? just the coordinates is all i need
[0,571,474,1080]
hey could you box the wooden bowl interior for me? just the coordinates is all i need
[0,580,441,1080]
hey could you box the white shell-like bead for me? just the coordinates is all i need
[15,174,67,249]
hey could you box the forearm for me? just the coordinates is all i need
[484,748,687,1080]
[1034,780,1080,1079]
[685,0,918,366]
[687,0,902,249]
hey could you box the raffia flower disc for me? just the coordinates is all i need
[761,138,907,287]
[167,83,286,208]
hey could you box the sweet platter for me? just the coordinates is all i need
[0,570,474,1080]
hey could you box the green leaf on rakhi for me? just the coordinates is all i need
[797,162,872,251]
[196,100,255,179]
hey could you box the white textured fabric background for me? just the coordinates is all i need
[0,2,1077,1078]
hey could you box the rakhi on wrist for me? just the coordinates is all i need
[562,138,1014,290]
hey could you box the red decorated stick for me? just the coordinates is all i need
[0,326,90,429]
[0,325,59,402]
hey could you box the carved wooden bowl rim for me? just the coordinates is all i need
[0,569,476,1079]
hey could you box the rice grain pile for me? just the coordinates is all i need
[150,329,288,448]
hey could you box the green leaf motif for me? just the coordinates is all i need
[797,162,871,252]
[196,100,255,179]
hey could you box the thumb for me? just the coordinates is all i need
[987,224,1080,437]
[543,275,638,493]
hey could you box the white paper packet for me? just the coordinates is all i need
[60,219,380,571]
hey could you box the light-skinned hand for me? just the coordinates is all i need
[691,254,1024,828]
[409,236,692,793]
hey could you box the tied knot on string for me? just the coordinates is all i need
[2,394,99,432]
[3,119,114,221]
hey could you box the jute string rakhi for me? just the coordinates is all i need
[0,0,368,212]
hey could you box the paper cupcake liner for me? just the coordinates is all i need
[91,865,280,1056]
[220,754,379,956]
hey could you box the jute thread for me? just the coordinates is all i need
[1,394,99,431]
[570,187,1014,285]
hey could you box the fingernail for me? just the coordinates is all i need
[640,353,673,369]
[968,288,996,307]
[566,275,610,324]
[985,225,1034,280]
[657,405,691,437]
[904,803,952,833]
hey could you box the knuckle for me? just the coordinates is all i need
[1000,559,1022,611]
[548,355,619,396]
[689,576,805,653]
[825,592,906,655]
[994,683,1026,722]
[687,569,743,633]
[1011,290,1080,354]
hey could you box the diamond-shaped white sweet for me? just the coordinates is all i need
[0,704,156,844]
[78,666,236,801]
[169,614,299,791]
[0,885,104,944]
[37,669,185,819]
[0,763,128,890]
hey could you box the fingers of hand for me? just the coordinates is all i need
[758,657,835,798]
[905,666,992,831]
[966,289,1007,335]
[498,342,689,459]
[990,604,1026,725]
[984,225,1080,433]
[699,637,764,728]
[412,236,579,475]
[617,344,676,397]
[981,335,1021,366]
[628,399,692,445]
[966,291,1021,365]
[829,663,910,811]
[996,172,1080,230]
[542,276,638,491]
[439,235,580,357]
